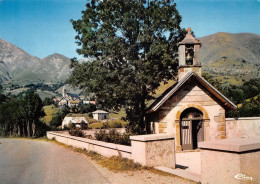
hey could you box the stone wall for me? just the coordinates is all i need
[199,138,260,184]
[47,131,176,168]
[151,81,226,142]
[226,117,260,138]
[47,131,132,159]
[130,134,175,168]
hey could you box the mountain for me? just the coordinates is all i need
[0,39,71,84]
[1,32,260,86]
[0,39,40,81]
[199,32,260,85]
[15,53,71,84]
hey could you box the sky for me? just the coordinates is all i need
[0,0,259,59]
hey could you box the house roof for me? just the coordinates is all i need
[62,117,88,124]
[69,100,80,104]
[92,110,109,114]
[147,71,237,113]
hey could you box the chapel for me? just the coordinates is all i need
[147,28,237,151]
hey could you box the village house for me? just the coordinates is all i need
[92,110,109,120]
[62,116,88,129]
[57,87,81,107]
[147,28,237,151]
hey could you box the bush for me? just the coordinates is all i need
[101,119,126,129]
[94,129,131,145]
[68,124,86,138]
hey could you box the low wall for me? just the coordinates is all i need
[47,131,132,159]
[47,131,176,168]
[226,117,260,138]
[130,134,175,168]
[199,138,260,184]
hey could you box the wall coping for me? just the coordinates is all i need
[198,138,260,152]
[226,117,260,121]
[130,134,175,142]
[47,131,132,153]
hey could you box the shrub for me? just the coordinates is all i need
[101,119,126,129]
[69,124,86,138]
[94,129,131,145]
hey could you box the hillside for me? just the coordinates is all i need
[199,32,260,85]
[14,53,72,84]
[0,39,40,83]
[0,39,71,85]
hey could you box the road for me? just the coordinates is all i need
[0,139,109,184]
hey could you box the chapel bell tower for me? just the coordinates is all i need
[178,27,201,81]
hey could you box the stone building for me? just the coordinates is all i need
[92,110,109,121]
[62,116,88,129]
[57,87,81,107]
[147,28,237,151]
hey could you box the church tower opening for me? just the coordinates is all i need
[178,27,202,81]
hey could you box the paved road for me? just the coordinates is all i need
[0,139,109,184]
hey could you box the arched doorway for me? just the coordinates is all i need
[180,108,204,150]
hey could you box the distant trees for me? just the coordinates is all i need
[77,103,96,114]
[50,105,70,129]
[203,73,260,117]
[0,90,47,137]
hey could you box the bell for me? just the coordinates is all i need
[187,53,192,60]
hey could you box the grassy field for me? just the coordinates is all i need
[89,120,128,129]
[42,105,59,125]
[109,109,127,119]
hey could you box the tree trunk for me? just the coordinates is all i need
[32,120,36,137]
[27,120,31,138]
[140,86,147,133]
[18,125,21,137]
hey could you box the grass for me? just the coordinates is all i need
[65,112,128,129]
[89,119,128,129]
[154,80,176,98]
[42,105,59,125]
[109,109,127,119]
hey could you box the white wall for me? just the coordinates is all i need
[226,117,260,138]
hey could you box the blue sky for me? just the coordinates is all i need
[0,0,259,58]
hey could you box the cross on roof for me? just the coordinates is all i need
[187,27,192,35]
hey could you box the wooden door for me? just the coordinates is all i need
[192,120,204,149]
[181,120,193,150]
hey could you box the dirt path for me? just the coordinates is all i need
[0,139,195,184]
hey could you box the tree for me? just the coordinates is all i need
[78,103,97,114]
[69,0,186,133]
[22,91,45,137]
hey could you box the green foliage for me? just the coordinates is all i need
[43,97,53,106]
[77,103,96,114]
[203,73,260,117]
[50,106,70,129]
[100,119,127,129]
[0,91,47,137]
[95,129,131,145]
[69,126,86,137]
[69,0,185,134]
[227,96,260,118]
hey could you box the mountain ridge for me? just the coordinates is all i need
[1,31,260,85]
[0,39,71,84]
